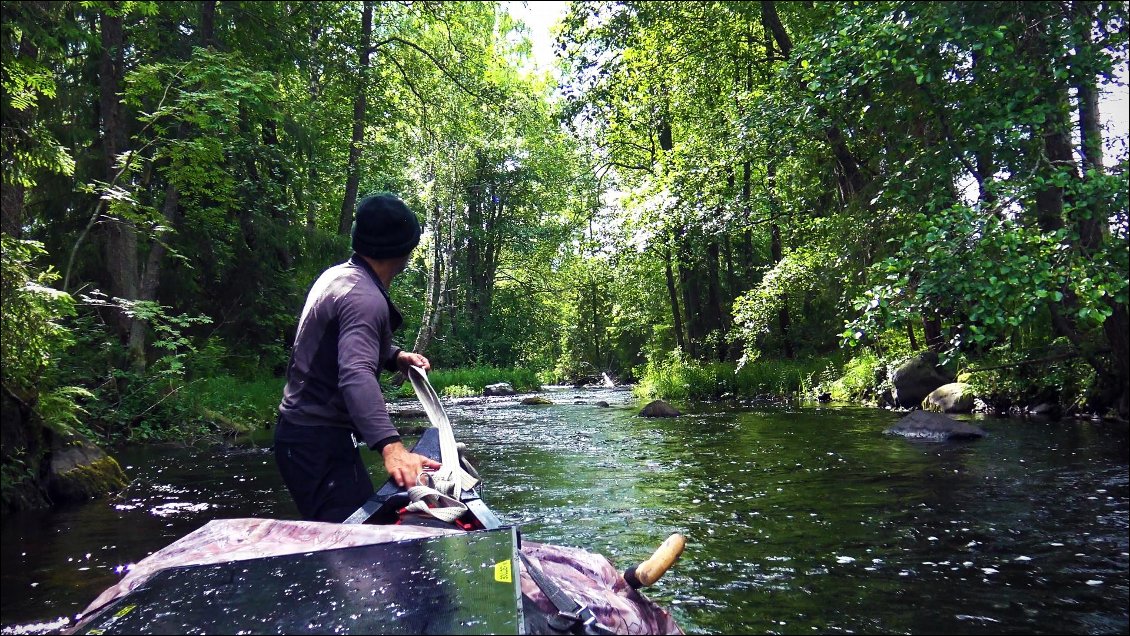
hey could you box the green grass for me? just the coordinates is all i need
[180,374,285,433]
[393,366,541,399]
[169,365,543,443]
[826,352,884,403]
[635,353,834,401]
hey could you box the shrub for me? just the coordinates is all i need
[441,384,476,398]
[393,366,541,399]
[828,352,885,403]
[635,350,831,401]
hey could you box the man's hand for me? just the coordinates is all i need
[396,350,431,374]
[381,441,441,488]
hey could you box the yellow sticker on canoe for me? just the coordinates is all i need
[87,604,136,633]
[494,559,513,583]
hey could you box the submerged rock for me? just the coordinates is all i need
[1027,402,1062,418]
[521,396,554,405]
[640,400,681,417]
[885,410,986,441]
[399,425,431,435]
[595,401,610,408]
[922,382,975,413]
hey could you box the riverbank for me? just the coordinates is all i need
[632,350,1128,424]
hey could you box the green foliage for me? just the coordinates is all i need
[731,246,837,357]
[42,291,217,444]
[0,235,94,444]
[37,386,98,440]
[0,236,75,390]
[844,198,1128,363]
[635,350,830,401]
[959,342,1097,411]
[1,1,76,189]
[441,384,477,399]
[1,450,39,511]
[180,374,284,434]
[393,366,541,399]
[824,352,885,404]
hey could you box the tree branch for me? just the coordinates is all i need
[369,36,485,101]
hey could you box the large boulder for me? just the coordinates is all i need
[885,410,986,441]
[639,400,681,417]
[48,436,129,504]
[891,352,954,408]
[922,382,975,413]
[483,383,517,397]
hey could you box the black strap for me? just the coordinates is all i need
[518,552,614,635]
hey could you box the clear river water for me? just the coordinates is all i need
[2,387,1128,634]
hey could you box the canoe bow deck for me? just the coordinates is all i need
[66,518,682,635]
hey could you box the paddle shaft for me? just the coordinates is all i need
[623,533,685,589]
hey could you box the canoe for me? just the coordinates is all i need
[65,430,683,635]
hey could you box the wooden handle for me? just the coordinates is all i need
[624,533,685,589]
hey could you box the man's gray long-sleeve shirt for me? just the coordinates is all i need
[278,254,403,449]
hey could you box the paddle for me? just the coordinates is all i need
[623,533,686,589]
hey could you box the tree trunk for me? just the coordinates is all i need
[765,160,794,359]
[741,161,754,278]
[99,6,144,368]
[970,46,997,208]
[200,0,216,47]
[922,316,944,352]
[338,0,372,235]
[412,188,452,356]
[769,220,793,359]
[303,23,323,231]
[1071,1,1127,416]
[677,231,701,359]
[664,243,686,353]
[590,275,602,366]
[706,237,725,361]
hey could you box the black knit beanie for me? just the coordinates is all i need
[351,193,421,259]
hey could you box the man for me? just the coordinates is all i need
[275,193,440,522]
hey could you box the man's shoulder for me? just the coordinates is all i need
[332,267,388,313]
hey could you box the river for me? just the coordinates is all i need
[2,387,1128,634]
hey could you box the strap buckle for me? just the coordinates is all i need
[547,605,609,635]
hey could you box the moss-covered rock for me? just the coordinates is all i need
[521,396,554,405]
[47,439,129,504]
[922,382,976,413]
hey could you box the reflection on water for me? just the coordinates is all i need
[2,388,1127,634]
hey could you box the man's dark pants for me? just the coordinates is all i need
[274,416,375,522]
